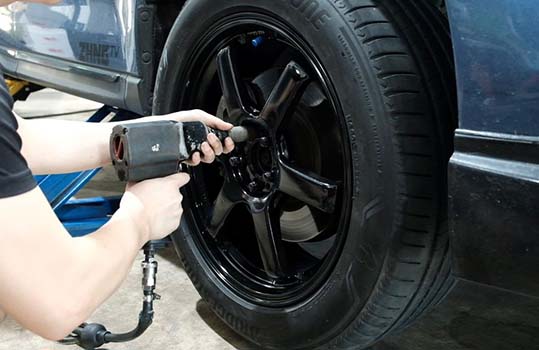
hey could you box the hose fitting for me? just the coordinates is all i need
[59,240,167,350]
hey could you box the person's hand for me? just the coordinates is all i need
[140,109,236,165]
[119,173,190,243]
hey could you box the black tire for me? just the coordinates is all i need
[153,0,456,349]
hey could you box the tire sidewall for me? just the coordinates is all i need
[153,1,397,348]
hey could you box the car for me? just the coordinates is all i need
[1,1,538,349]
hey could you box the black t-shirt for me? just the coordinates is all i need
[0,69,37,198]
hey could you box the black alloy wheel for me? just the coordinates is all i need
[181,23,351,305]
[153,1,456,349]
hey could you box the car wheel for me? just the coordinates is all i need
[153,0,456,348]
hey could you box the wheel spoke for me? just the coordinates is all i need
[259,61,309,130]
[208,182,242,238]
[252,205,287,278]
[278,158,338,213]
[216,46,250,120]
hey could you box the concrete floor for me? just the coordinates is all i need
[1,90,538,350]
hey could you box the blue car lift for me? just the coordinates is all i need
[38,106,135,237]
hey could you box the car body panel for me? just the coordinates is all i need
[447,0,539,136]
[0,0,144,114]
[446,0,539,298]
[0,1,137,73]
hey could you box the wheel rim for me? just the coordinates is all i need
[178,14,352,306]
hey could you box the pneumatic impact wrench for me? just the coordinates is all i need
[110,120,249,182]
[59,121,248,349]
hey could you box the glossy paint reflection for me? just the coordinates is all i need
[0,0,137,73]
[447,0,539,136]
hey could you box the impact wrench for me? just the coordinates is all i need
[110,120,249,182]
[59,121,249,349]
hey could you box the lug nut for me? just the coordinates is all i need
[229,157,242,166]
[248,181,258,192]
[259,137,270,148]
[263,172,273,181]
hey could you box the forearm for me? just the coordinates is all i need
[16,109,234,175]
[10,211,143,340]
[0,188,147,340]
[66,208,145,325]
[17,117,113,175]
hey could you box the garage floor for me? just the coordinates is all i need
[1,90,537,350]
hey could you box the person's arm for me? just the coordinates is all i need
[16,110,235,175]
[0,173,189,341]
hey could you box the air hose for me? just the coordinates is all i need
[59,241,167,350]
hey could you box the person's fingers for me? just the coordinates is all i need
[207,133,224,156]
[166,110,233,129]
[166,172,191,187]
[205,115,233,130]
[223,137,235,154]
[200,142,216,163]
[192,152,201,166]
[193,110,232,129]
[185,152,201,166]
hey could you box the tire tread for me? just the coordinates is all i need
[326,0,456,348]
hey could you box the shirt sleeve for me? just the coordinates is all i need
[0,73,37,198]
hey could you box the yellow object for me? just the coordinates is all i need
[5,79,29,96]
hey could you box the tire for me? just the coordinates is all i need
[153,0,456,349]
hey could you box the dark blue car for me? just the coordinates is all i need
[1,1,537,349]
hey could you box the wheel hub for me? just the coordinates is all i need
[229,146,278,197]
[223,114,279,196]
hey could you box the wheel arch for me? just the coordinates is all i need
[137,0,189,114]
[146,0,459,119]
